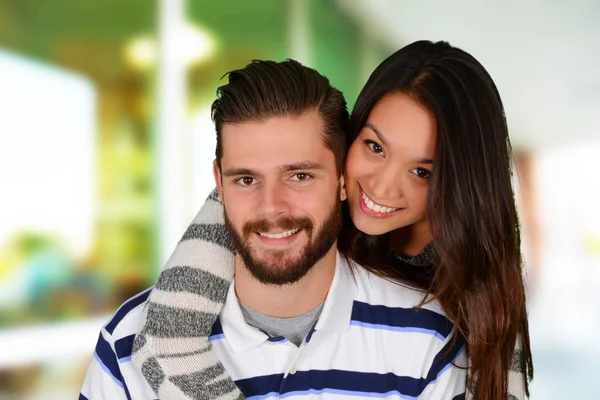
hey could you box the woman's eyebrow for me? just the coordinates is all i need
[410,157,434,165]
[364,122,389,146]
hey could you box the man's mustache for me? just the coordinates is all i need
[242,217,313,240]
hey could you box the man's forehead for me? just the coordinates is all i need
[221,110,323,136]
[220,114,332,158]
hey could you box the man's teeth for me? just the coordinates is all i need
[259,229,300,239]
[362,191,398,213]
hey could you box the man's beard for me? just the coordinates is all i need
[224,194,342,286]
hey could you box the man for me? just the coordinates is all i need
[80,59,467,400]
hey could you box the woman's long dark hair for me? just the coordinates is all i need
[338,40,533,399]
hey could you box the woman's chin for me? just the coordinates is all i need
[348,202,400,236]
[352,216,396,236]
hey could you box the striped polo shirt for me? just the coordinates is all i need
[80,253,467,399]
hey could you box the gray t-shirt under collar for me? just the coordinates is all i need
[238,300,324,347]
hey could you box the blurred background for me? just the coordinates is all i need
[0,0,598,398]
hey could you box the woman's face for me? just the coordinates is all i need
[344,92,437,236]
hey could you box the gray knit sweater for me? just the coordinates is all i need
[131,189,528,399]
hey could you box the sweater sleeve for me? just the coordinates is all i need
[465,335,530,400]
[507,336,529,400]
[131,189,244,400]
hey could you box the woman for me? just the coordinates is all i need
[134,40,533,399]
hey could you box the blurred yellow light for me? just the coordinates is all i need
[179,23,215,66]
[584,235,600,255]
[124,23,215,71]
[125,37,156,70]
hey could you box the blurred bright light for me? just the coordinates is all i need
[188,109,217,218]
[0,316,106,368]
[0,50,96,259]
[124,22,215,71]
[125,37,156,70]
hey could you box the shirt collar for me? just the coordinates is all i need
[314,252,356,332]
[219,281,269,353]
[219,251,357,352]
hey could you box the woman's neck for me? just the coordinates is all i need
[389,221,432,257]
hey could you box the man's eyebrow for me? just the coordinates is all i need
[222,163,325,177]
[364,123,388,146]
[221,168,259,177]
[279,162,326,172]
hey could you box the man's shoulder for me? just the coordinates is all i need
[349,266,458,353]
[102,287,152,340]
[81,288,158,400]
[352,263,446,317]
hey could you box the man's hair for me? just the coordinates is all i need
[212,59,348,175]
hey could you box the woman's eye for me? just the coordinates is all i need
[364,140,384,155]
[409,167,432,179]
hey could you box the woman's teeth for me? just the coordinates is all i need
[259,229,300,239]
[362,191,398,213]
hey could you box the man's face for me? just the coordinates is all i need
[214,110,346,285]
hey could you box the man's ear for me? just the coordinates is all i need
[339,175,347,201]
[213,160,224,199]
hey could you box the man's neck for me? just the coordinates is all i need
[234,247,337,318]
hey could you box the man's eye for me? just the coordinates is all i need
[237,177,256,186]
[291,173,311,181]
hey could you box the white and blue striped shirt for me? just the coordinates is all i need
[80,253,467,399]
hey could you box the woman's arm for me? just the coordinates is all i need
[507,342,528,399]
[132,189,244,400]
